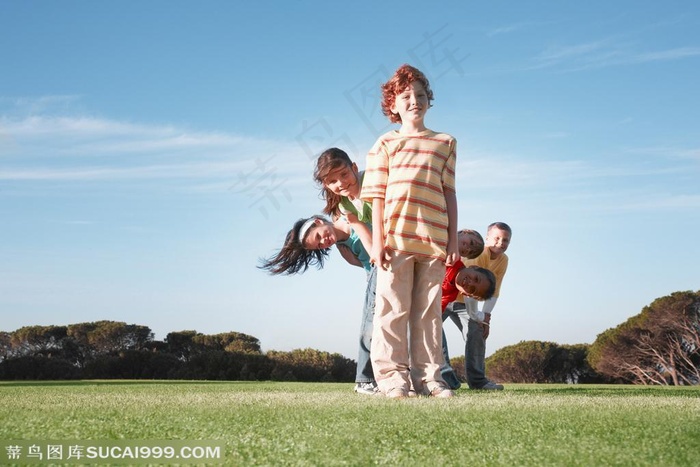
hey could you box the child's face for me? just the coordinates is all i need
[390,81,429,125]
[323,163,360,198]
[302,222,337,250]
[486,227,511,257]
[455,268,490,301]
[459,231,484,259]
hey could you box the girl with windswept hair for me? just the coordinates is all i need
[260,147,379,395]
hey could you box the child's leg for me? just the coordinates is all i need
[408,257,446,393]
[439,327,462,390]
[439,327,451,374]
[355,266,377,383]
[466,318,488,388]
[440,303,466,382]
[370,252,414,393]
[445,303,466,335]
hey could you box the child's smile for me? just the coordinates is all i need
[302,223,338,250]
[324,165,360,198]
[391,81,429,127]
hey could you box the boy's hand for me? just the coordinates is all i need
[345,212,359,224]
[370,245,392,271]
[482,313,491,340]
[445,238,459,266]
[445,250,459,266]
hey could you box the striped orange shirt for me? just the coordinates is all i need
[360,129,456,260]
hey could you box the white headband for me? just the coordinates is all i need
[298,217,319,244]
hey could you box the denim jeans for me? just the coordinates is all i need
[440,327,461,389]
[440,301,489,389]
[356,265,376,383]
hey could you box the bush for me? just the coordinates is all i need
[486,341,604,384]
[0,356,81,380]
[266,348,355,382]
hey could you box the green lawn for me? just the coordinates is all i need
[1,381,699,466]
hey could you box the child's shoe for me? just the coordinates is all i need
[354,381,380,395]
[477,381,504,390]
[441,370,462,390]
[386,387,409,399]
[429,385,455,398]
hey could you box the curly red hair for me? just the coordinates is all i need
[381,64,434,123]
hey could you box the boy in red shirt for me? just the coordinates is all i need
[442,262,496,311]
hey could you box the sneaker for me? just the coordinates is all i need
[386,387,409,399]
[407,389,418,398]
[354,382,379,395]
[430,386,455,398]
[477,381,504,390]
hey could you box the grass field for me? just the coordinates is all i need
[1,381,699,466]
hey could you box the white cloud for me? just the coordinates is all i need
[622,145,700,162]
[487,25,519,37]
[485,21,555,38]
[1,164,220,181]
[2,115,251,149]
[454,144,699,218]
[633,47,700,63]
[682,149,700,161]
[541,132,570,139]
[599,192,700,211]
[0,111,316,199]
[62,220,95,225]
[537,40,610,62]
[4,101,696,219]
[532,40,700,72]
[457,151,678,189]
[0,95,83,114]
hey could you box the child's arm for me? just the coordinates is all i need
[444,189,459,266]
[370,198,390,270]
[464,297,485,323]
[465,296,498,339]
[345,212,373,254]
[336,243,364,269]
[481,262,506,339]
[482,297,497,315]
[481,298,497,340]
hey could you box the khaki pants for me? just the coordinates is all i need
[371,252,447,394]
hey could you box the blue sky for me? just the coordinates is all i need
[2,2,699,361]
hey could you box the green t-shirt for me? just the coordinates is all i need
[338,171,372,223]
[339,197,372,223]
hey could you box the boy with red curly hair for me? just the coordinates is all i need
[361,64,459,398]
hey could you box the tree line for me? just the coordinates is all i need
[0,323,355,382]
[2,290,698,385]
